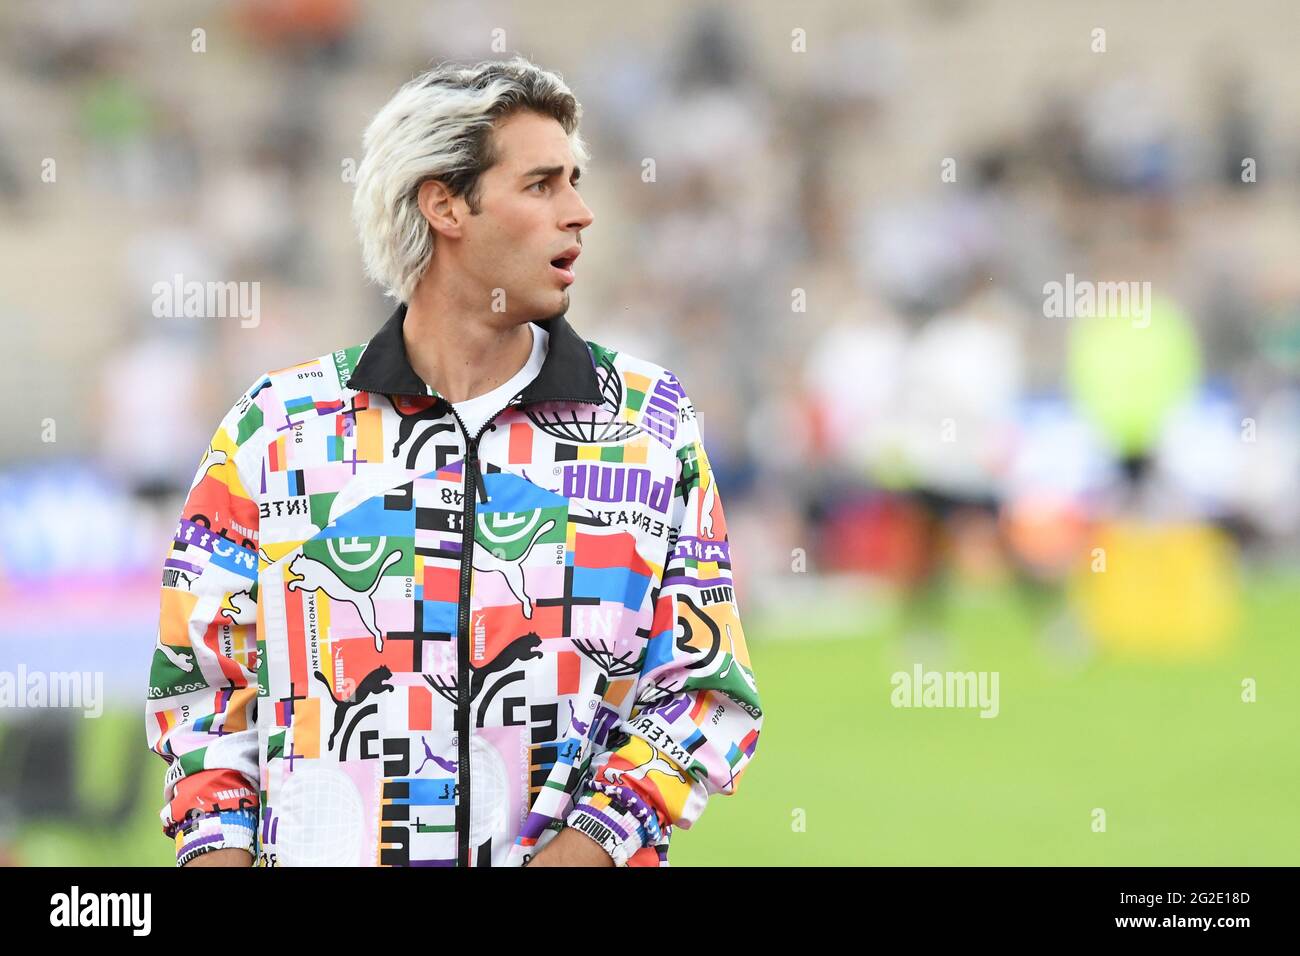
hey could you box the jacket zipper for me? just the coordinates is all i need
[445,394,604,867]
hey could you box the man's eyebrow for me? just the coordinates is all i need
[520,164,582,181]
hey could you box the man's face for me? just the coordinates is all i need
[453,110,594,321]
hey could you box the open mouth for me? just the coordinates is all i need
[550,255,577,284]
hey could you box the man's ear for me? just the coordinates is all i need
[418,179,464,239]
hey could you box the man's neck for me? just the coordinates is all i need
[402,275,535,404]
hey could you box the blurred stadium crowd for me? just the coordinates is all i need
[0,0,1297,860]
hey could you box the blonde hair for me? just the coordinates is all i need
[352,55,589,303]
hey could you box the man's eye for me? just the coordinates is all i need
[528,181,547,193]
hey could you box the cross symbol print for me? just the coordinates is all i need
[387,616,455,670]
[277,682,308,726]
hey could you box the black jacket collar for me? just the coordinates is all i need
[346,302,604,407]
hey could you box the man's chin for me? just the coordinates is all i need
[516,290,570,323]
[539,291,570,318]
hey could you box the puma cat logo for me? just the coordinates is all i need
[414,735,457,775]
[157,643,195,673]
[287,550,403,651]
[314,665,394,751]
[567,699,590,736]
[220,589,253,624]
[472,519,554,618]
[469,632,543,701]
[605,754,686,785]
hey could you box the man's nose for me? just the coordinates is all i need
[563,189,594,231]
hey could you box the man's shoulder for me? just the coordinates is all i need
[260,342,366,398]
[581,336,697,449]
[218,344,362,444]
[582,336,691,404]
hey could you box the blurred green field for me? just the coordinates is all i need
[8,570,1298,866]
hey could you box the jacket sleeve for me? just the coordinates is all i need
[145,375,271,866]
[565,382,763,865]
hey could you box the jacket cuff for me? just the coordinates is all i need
[173,809,258,867]
[565,785,662,866]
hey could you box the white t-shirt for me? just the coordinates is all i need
[450,322,549,438]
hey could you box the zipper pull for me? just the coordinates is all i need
[466,441,489,505]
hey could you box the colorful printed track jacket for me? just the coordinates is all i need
[145,305,762,866]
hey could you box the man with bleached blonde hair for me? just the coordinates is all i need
[148,56,762,868]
